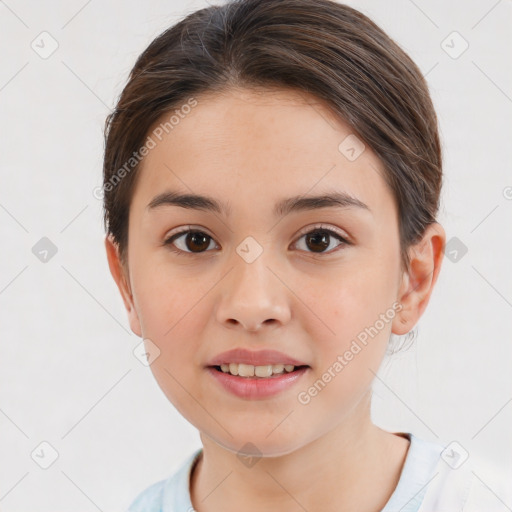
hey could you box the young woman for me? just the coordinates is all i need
[102,1,511,510]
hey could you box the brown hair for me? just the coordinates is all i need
[102,0,442,273]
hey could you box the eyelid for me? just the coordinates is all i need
[165,224,210,239]
[294,223,350,243]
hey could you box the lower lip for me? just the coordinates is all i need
[206,366,309,400]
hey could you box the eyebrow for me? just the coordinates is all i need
[146,189,370,217]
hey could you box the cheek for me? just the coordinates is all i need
[305,254,399,378]
[312,263,397,335]
[137,283,207,420]
[131,255,209,338]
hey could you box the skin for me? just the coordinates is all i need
[105,86,445,512]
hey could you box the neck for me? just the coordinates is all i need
[190,394,410,512]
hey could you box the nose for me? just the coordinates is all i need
[215,251,292,333]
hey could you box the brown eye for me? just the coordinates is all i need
[164,230,217,254]
[184,232,211,252]
[305,231,330,252]
[294,227,348,254]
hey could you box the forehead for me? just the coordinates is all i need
[131,87,393,219]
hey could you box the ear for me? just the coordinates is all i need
[104,235,142,337]
[392,223,446,335]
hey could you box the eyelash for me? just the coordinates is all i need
[162,224,351,257]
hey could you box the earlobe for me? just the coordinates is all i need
[392,223,446,336]
[104,235,142,337]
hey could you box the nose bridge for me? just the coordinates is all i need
[215,239,291,332]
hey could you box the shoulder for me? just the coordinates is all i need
[125,448,203,512]
[126,478,167,512]
[418,443,512,512]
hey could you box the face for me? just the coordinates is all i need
[106,87,436,457]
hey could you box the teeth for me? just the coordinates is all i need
[219,363,298,377]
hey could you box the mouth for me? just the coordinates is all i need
[209,363,310,378]
[204,348,311,399]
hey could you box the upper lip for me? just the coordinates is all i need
[206,348,309,367]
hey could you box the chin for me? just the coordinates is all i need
[206,429,307,459]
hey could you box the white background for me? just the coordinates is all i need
[1,0,511,510]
